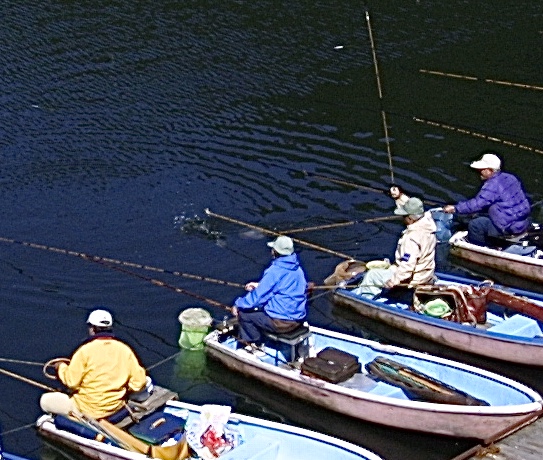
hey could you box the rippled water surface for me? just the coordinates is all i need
[1,1,542,459]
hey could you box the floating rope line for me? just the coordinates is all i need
[413,117,543,155]
[420,69,543,91]
[0,422,36,437]
[0,236,243,289]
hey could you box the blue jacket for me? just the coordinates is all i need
[234,253,307,321]
[456,171,530,234]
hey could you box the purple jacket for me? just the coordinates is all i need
[456,171,530,234]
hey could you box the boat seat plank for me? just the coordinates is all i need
[218,435,279,460]
[487,315,543,338]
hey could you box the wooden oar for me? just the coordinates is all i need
[205,208,359,261]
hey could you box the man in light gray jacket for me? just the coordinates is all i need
[354,197,437,300]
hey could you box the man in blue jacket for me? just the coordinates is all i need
[232,235,307,350]
[443,152,530,246]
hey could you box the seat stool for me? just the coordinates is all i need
[263,325,312,363]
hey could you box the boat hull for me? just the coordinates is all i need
[37,399,381,460]
[205,328,542,441]
[449,231,543,283]
[333,290,543,366]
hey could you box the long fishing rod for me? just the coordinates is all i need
[0,236,244,289]
[205,208,359,261]
[413,117,543,155]
[285,215,400,234]
[0,366,56,392]
[93,259,233,312]
[419,69,543,92]
[303,171,443,206]
[365,9,394,183]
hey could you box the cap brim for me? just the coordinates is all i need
[394,208,409,216]
[267,241,275,248]
[470,161,487,169]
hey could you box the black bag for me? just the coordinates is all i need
[301,347,361,383]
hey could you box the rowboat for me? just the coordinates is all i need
[204,324,542,441]
[449,229,543,283]
[333,271,543,365]
[36,386,383,460]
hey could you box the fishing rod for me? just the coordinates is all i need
[365,9,394,183]
[419,69,543,92]
[92,259,233,312]
[205,208,359,261]
[413,117,543,155]
[0,366,56,392]
[285,215,401,234]
[0,236,244,289]
[303,171,443,206]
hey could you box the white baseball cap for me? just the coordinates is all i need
[267,235,294,255]
[470,153,501,170]
[87,309,113,327]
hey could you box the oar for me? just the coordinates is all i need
[205,208,359,261]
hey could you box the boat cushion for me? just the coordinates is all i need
[487,315,543,338]
[128,411,184,445]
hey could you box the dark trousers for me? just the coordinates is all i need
[237,309,300,344]
[468,216,501,246]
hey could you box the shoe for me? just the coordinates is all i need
[244,344,266,357]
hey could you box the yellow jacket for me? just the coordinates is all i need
[58,334,147,419]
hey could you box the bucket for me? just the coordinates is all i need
[422,299,452,318]
[178,308,213,350]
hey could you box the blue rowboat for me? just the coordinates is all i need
[36,390,383,460]
[205,324,542,441]
[333,271,543,366]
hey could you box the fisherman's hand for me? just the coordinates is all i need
[245,282,259,291]
[384,279,395,289]
[231,307,238,317]
[443,205,455,214]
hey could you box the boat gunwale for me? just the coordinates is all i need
[204,328,543,416]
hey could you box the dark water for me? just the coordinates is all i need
[1,1,542,459]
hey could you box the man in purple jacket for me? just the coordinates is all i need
[443,152,530,246]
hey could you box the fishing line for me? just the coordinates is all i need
[0,236,244,289]
[0,358,44,366]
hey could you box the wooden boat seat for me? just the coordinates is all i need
[487,315,543,338]
[116,386,179,428]
[263,325,312,363]
[218,435,279,460]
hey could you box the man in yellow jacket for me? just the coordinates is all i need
[40,309,147,420]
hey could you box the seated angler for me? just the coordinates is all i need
[354,197,437,304]
[232,236,308,352]
[443,152,531,246]
[40,309,149,421]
